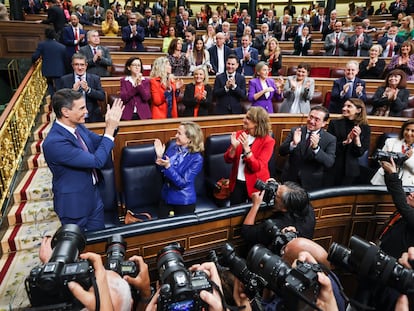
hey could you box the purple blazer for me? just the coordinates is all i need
[120,77,152,120]
[248,78,283,113]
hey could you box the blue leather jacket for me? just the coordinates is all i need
[159,144,203,205]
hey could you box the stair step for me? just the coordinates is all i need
[1,220,61,254]
[27,153,47,169]
[32,121,52,141]
[30,139,44,155]
[0,248,40,310]
[13,168,53,204]
[40,110,55,123]
[7,200,57,226]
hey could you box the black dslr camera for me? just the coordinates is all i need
[247,244,321,311]
[105,234,138,277]
[263,219,298,255]
[255,179,278,205]
[328,235,414,295]
[157,242,213,311]
[372,149,408,166]
[25,224,93,309]
[218,243,267,299]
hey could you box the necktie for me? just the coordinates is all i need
[74,28,79,51]
[388,40,394,57]
[347,80,353,97]
[306,131,312,148]
[75,128,99,183]
[93,47,97,55]
[335,34,340,56]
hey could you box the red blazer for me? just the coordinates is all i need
[150,77,178,119]
[224,130,275,197]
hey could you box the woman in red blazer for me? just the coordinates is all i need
[224,106,275,205]
[149,57,183,119]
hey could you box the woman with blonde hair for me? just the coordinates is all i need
[260,37,282,76]
[398,15,414,40]
[150,56,183,119]
[358,44,386,79]
[154,121,204,217]
[101,9,119,36]
[202,24,216,50]
[182,66,213,117]
[224,106,275,205]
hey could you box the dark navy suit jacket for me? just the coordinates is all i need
[328,77,367,113]
[234,46,259,76]
[207,45,232,75]
[43,123,114,219]
[32,38,67,78]
[62,26,87,59]
[56,73,105,122]
[213,72,246,114]
[122,25,145,51]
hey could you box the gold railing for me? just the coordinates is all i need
[0,61,46,218]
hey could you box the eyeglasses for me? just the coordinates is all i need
[130,63,141,67]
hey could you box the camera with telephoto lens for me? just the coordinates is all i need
[372,149,408,166]
[247,244,321,311]
[263,219,298,255]
[255,179,279,205]
[328,235,414,295]
[105,234,138,277]
[157,242,213,311]
[25,224,93,309]
[218,243,267,299]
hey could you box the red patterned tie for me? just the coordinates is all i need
[74,28,79,52]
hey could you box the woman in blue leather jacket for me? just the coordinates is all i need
[154,121,204,217]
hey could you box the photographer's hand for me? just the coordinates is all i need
[398,246,414,269]
[68,252,114,311]
[381,157,397,174]
[191,262,225,311]
[244,191,265,225]
[395,294,410,311]
[233,277,252,311]
[124,255,152,308]
[145,289,160,311]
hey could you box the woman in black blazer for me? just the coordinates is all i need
[358,44,386,79]
[327,98,371,186]
[293,25,312,56]
[182,66,213,117]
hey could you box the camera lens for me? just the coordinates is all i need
[50,224,86,264]
[254,179,267,191]
[106,234,126,262]
[327,242,352,270]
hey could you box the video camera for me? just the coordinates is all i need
[328,235,414,295]
[247,244,321,311]
[372,149,408,166]
[255,179,278,205]
[25,224,93,309]
[156,242,213,311]
[105,234,138,277]
[262,219,298,255]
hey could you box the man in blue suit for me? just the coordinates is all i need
[328,60,367,114]
[234,35,259,76]
[213,54,247,114]
[122,13,145,52]
[32,28,67,96]
[62,14,88,61]
[208,32,232,75]
[56,53,106,123]
[43,89,123,231]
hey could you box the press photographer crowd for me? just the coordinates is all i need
[24,155,414,311]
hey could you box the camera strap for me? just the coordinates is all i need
[210,280,245,311]
[90,269,100,311]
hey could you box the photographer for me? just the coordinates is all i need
[241,180,315,247]
[378,158,414,259]
[38,236,151,311]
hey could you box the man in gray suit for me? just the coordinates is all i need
[279,106,336,191]
[79,30,112,77]
[324,21,349,56]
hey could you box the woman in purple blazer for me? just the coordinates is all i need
[120,56,152,120]
[248,61,283,113]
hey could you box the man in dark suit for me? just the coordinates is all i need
[208,32,232,75]
[234,35,259,76]
[279,106,337,191]
[274,14,292,41]
[311,7,327,33]
[79,30,112,77]
[32,28,67,96]
[328,60,367,113]
[23,0,42,14]
[56,53,106,122]
[236,15,255,39]
[122,13,145,52]
[43,88,123,231]
[378,24,404,57]
[347,23,373,57]
[221,21,235,49]
[62,14,87,60]
[176,10,190,39]
[324,21,349,56]
[254,23,272,55]
[213,54,247,114]
[74,4,94,26]
[140,7,160,37]
[39,0,67,40]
